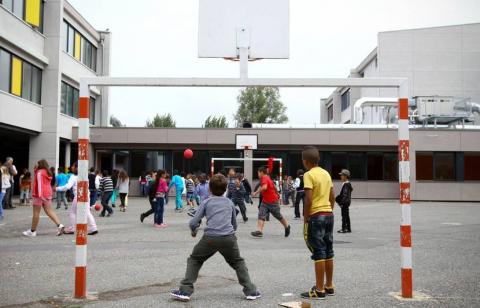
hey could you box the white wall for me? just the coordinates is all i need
[0,92,43,132]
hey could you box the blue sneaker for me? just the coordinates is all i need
[245,290,262,300]
[170,289,191,302]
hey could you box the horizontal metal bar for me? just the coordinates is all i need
[81,77,407,88]
[212,158,282,161]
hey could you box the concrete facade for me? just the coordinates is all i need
[0,0,110,169]
[322,23,480,124]
[72,126,480,201]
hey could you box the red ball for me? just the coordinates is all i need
[184,149,193,159]
[94,204,102,211]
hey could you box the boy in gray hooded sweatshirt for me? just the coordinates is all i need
[170,174,261,302]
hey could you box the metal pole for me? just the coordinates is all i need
[398,98,412,298]
[239,47,248,82]
[211,158,214,177]
[75,81,90,299]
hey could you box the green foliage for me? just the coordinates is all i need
[110,115,123,127]
[203,115,228,128]
[234,86,288,125]
[145,113,176,128]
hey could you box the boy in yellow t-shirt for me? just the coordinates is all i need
[300,146,336,300]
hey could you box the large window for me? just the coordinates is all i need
[434,153,455,181]
[0,0,44,31]
[416,152,455,181]
[327,104,333,122]
[464,153,480,181]
[89,97,95,125]
[62,20,97,71]
[331,152,347,178]
[0,48,42,104]
[348,152,366,180]
[341,89,350,111]
[383,153,398,181]
[367,153,383,180]
[0,49,11,93]
[61,81,79,118]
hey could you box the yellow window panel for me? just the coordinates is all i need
[25,0,41,27]
[11,57,22,96]
[74,32,81,60]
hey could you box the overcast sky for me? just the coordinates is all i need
[68,0,480,127]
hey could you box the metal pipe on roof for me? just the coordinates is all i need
[353,97,399,124]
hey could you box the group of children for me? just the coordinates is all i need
[170,146,354,302]
[14,148,355,303]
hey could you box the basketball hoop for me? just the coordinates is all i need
[243,145,252,150]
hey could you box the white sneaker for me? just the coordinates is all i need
[23,230,37,237]
[57,224,65,236]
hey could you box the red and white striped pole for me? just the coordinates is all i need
[75,82,90,299]
[398,98,412,298]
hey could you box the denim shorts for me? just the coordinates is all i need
[304,214,334,261]
[258,202,283,221]
[187,192,194,201]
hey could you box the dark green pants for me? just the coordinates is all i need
[179,234,257,296]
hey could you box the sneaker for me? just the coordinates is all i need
[106,213,112,217]
[251,231,263,238]
[245,290,262,300]
[285,225,291,237]
[337,230,347,233]
[140,213,146,223]
[301,286,326,300]
[57,224,65,236]
[294,216,301,220]
[56,206,60,209]
[243,217,249,223]
[23,229,37,237]
[65,206,68,210]
[325,286,335,296]
[88,230,98,235]
[170,289,190,302]
[64,230,75,235]
[346,230,352,233]
[159,223,168,228]
[154,224,162,228]
[187,211,195,217]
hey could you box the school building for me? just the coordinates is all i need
[321,23,480,125]
[0,0,111,190]
[71,126,480,201]
[1,2,479,201]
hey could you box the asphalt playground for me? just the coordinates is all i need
[1,197,479,307]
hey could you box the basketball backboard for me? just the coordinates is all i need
[236,134,258,150]
[198,0,290,59]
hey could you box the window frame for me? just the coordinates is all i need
[341,89,350,111]
[63,19,98,72]
[327,104,333,122]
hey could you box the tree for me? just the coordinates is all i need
[234,86,288,125]
[145,113,176,128]
[110,115,123,127]
[203,115,228,128]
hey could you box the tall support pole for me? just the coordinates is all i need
[210,158,214,177]
[75,81,90,299]
[398,98,412,298]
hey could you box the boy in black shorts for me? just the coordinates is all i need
[300,147,336,300]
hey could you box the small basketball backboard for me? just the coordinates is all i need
[236,134,258,150]
[198,0,290,59]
